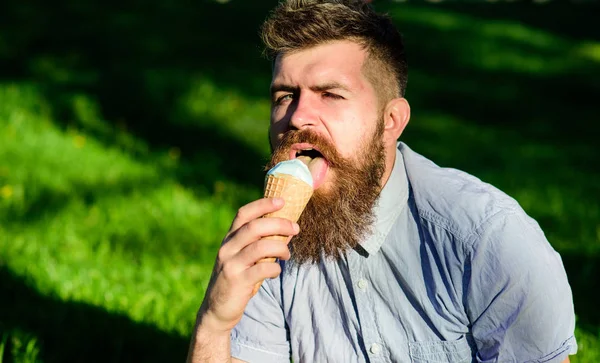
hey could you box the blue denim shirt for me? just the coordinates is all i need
[231,142,577,362]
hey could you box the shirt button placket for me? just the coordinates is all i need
[349,251,386,362]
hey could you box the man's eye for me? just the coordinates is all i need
[275,94,293,104]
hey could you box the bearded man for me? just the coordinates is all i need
[187,1,577,362]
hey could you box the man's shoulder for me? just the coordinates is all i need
[398,143,523,243]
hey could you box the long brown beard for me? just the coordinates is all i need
[266,122,386,265]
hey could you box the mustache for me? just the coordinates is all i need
[267,129,348,169]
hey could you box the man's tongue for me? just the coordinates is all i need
[297,155,329,189]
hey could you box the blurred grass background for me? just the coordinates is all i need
[0,0,598,361]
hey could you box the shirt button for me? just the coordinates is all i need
[369,343,381,355]
[357,279,368,290]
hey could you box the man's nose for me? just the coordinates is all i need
[288,93,318,130]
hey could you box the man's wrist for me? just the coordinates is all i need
[187,310,232,363]
[195,307,233,337]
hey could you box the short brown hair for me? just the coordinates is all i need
[261,0,408,103]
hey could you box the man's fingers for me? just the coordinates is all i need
[212,197,296,293]
[220,239,290,279]
[237,217,298,248]
[220,217,298,261]
[219,239,290,285]
[245,260,283,284]
[236,238,292,267]
[229,197,284,233]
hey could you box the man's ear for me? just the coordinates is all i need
[383,98,410,142]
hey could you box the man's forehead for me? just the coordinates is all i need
[271,40,369,87]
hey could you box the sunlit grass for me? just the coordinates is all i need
[0,83,237,342]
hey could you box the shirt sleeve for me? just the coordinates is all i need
[231,276,290,363]
[465,210,577,362]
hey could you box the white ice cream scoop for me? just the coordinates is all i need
[266,159,313,188]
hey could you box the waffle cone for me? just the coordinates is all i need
[253,173,313,294]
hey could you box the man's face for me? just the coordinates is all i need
[267,40,386,264]
[269,40,381,193]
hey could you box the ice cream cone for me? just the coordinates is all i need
[252,173,313,294]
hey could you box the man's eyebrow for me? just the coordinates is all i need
[270,83,297,96]
[310,82,351,93]
[270,82,352,95]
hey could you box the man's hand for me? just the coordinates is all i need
[200,197,299,332]
[187,197,299,362]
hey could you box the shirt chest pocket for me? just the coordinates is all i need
[409,336,472,363]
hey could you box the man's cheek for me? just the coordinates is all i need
[270,120,287,138]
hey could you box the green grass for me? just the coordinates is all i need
[0,0,599,362]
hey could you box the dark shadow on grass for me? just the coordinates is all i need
[561,251,600,333]
[0,266,189,363]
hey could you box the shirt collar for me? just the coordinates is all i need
[359,147,409,256]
